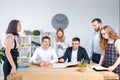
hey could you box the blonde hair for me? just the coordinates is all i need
[55,28,65,42]
[100,25,120,53]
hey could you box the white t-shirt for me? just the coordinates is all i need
[54,40,69,58]
[29,47,58,63]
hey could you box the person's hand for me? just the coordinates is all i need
[90,56,92,60]
[44,61,50,66]
[39,62,45,67]
[108,66,116,72]
[59,58,65,63]
[57,45,63,49]
[10,66,17,75]
[18,45,22,50]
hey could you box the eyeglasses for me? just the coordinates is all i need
[101,32,107,36]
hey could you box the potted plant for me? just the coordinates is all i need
[78,59,88,72]
[0,47,5,64]
[24,30,32,35]
[32,30,40,36]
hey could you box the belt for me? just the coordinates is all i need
[93,52,100,54]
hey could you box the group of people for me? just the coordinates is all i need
[29,28,90,66]
[3,18,120,80]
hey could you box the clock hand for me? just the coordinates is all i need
[60,18,66,23]
[55,18,61,23]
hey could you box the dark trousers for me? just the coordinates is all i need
[3,49,18,80]
[92,53,101,63]
[3,56,17,80]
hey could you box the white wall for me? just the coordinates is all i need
[0,0,119,55]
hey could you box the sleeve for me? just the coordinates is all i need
[59,48,69,61]
[90,38,93,57]
[82,48,90,64]
[53,41,57,52]
[62,41,69,50]
[53,38,57,48]
[29,48,39,63]
[50,48,58,63]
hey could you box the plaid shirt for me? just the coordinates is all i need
[103,40,120,77]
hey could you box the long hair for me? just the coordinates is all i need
[55,28,65,42]
[6,20,20,36]
[100,25,120,53]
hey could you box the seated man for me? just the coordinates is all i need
[59,37,90,63]
[29,36,58,66]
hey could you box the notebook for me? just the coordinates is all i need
[90,65,108,71]
[53,62,78,68]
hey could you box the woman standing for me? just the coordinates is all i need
[3,20,22,80]
[55,28,69,59]
[99,25,120,79]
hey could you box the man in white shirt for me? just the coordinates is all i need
[30,36,58,66]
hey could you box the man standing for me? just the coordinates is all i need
[90,18,102,63]
[59,37,90,63]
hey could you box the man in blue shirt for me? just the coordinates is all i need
[90,18,102,63]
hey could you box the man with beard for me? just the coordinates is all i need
[90,18,102,63]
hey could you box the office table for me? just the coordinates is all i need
[7,63,119,80]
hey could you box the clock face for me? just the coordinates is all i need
[51,14,69,30]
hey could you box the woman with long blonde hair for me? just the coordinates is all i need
[54,28,69,58]
[99,25,120,78]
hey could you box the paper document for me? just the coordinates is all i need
[90,65,108,71]
[53,62,78,68]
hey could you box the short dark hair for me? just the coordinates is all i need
[92,18,102,23]
[72,37,80,42]
[6,20,20,35]
[42,36,51,41]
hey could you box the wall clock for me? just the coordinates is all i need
[51,13,69,30]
